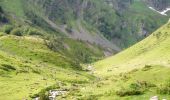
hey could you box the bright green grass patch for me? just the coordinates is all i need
[94,22,170,77]
[0,35,94,100]
[66,65,170,100]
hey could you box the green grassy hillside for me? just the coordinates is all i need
[0,0,170,100]
[64,21,170,99]
[94,22,170,77]
[0,35,95,100]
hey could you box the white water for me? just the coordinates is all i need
[34,90,67,100]
[49,90,67,100]
[149,7,170,16]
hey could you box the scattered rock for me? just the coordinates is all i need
[49,90,67,100]
[34,97,39,100]
[150,96,158,100]
[87,65,93,71]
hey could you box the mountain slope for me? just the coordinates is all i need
[0,0,170,99]
[95,21,170,76]
[0,0,169,51]
[68,20,170,100]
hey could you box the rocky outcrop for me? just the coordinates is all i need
[146,0,170,11]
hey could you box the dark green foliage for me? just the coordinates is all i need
[84,95,99,100]
[45,35,103,64]
[45,35,83,70]
[116,80,155,97]
[142,65,152,71]
[2,25,13,34]
[157,81,170,94]
[10,28,23,36]
[65,26,73,33]
[28,28,43,36]
[0,15,8,23]
[116,88,143,97]
[0,6,8,23]
[32,69,41,74]
[39,89,49,100]
[45,35,65,52]
[24,10,55,32]
[0,64,16,71]
[154,32,162,39]
[0,6,3,13]
[30,84,60,100]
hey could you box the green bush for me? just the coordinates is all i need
[116,81,155,97]
[116,84,143,97]
[10,28,23,36]
[142,65,152,71]
[28,28,43,36]
[2,25,13,34]
[65,26,73,33]
[83,95,99,100]
[157,81,170,94]
[0,32,4,36]
[0,64,16,71]
[30,84,60,100]
[116,88,143,97]
[39,89,49,100]
[0,6,3,13]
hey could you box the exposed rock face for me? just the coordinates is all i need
[146,0,170,10]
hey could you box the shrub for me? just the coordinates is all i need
[155,32,161,39]
[39,89,49,100]
[116,81,155,97]
[65,26,73,33]
[11,28,23,36]
[0,6,3,13]
[116,88,143,97]
[30,84,60,100]
[16,69,29,74]
[120,74,131,81]
[28,28,43,36]
[32,69,41,74]
[0,32,4,36]
[157,81,170,94]
[116,83,143,97]
[142,65,152,71]
[83,95,99,100]
[2,25,13,34]
[0,64,16,71]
